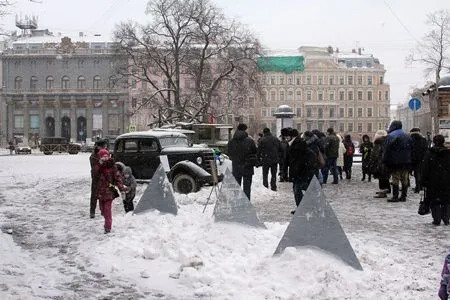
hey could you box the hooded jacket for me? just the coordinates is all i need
[122,166,137,201]
[382,121,412,169]
[228,129,258,176]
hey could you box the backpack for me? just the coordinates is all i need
[345,144,354,156]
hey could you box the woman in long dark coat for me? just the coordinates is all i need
[421,134,450,226]
[368,130,391,198]
[359,134,373,181]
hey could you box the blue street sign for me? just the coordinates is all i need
[408,97,422,111]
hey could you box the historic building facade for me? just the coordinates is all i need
[0,24,128,146]
[254,46,391,140]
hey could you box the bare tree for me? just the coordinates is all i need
[114,0,260,125]
[406,9,450,134]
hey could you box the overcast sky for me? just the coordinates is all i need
[3,0,450,106]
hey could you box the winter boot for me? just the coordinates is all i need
[387,186,399,202]
[361,174,366,181]
[431,206,442,225]
[399,187,408,202]
[374,191,387,198]
[368,174,372,182]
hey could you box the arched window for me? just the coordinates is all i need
[61,76,70,89]
[14,77,22,90]
[108,75,117,88]
[93,75,101,89]
[46,76,54,90]
[77,76,86,89]
[30,76,38,90]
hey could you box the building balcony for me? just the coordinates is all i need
[4,88,128,96]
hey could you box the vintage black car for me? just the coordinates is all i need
[113,130,221,194]
[39,137,81,155]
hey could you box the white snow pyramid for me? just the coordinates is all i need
[213,168,266,228]
[273,176,363,270]
[133,164,178,215]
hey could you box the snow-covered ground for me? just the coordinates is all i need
[0,150,448,299]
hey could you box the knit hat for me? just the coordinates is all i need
[97,148,110,159]
[237,123,248,131]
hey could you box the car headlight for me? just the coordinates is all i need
[196,156,202,164]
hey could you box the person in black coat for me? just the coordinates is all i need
[279,128,292,182]
[409,128,428,193]
[421,135,450,225]
[257,127,282,191]
[227,123,258,201]
[368,130,391,198]
[382,120,412,202]
[288,129,319,214]
[359,134,373,181]
[343,134,355,180]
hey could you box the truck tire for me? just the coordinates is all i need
[44,151,53,155]
[172,173,198,194]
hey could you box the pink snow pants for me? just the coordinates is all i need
[99,199,113,230]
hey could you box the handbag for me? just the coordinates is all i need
[417,189,430,216]
[109,183,120,199]
[317,151,326,168]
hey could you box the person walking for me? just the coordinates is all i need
[382,120,412,202]
[322,128,340,184]
[288,129,318,214]
[369,130,391,198]
[421,134,450,226]
[94,149,126,233]
[89,139,108,218]
[409,128,428,193]
[257,127,282,191]
[227,123,258,201]
[359,134,373,182]
[115,162,137,213]
[343,134,355,180]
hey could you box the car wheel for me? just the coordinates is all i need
[44,151,53,155]
[172,173,197,194]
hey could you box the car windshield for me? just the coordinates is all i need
[159,136,189,148]
[17,143,29,147]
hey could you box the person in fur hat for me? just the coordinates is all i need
[368,130,391,198]
[94,149,126,233]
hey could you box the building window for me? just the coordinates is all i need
[318,76,323,85]
[131,79,137,89]
[61,76,70,89]
[296,107,301,117]
[14,115,24,129]
[346,61,353,68]
[378,91,382,101]
[318,108,323,119]
[329,91,335,101]
[339,77,344,85]
[358,76,362,85]
[358,123,363,133]
[287,91,293,101]
[367,91,373,101]
[296,90,301,101]
[131,98,137,108]
[296,77,301,85]
[339,107,345,118]
[307,122,312,131]
[339,91,345,101]
[358,91,363,100]
[270,76,275,85]
[307,107,312,117]
[379,76,384,85]
[77,76,86,89]
[306,76,311,85]
[296,123,302,131]
[109,76,117,88]
[307,91,312,101]
[347,122,354,132]
[30,115,40,129]
[339,123,345,132]
[262,91,267,102]
[348,107,353,117]
[14,77,22,90]
[261,108,267,117]
[348,76,353,85]
[329,107,335,118]
[329,77,334,85]
[279,76,284,85]
[356,61,362,68]
[30,76,38,90]
[93,75,101,89]
[46,76,54,89]
[385,91,389,100]
[318,121,324,132]
[368,76,373,85]
[348,91,353,101]
[318,91,323,101]
[366,61,373,68]
[288,77,292,85]
[357,107,363,117]
[367,123,373,132]
[279,91,285,102]
[78,59,84,68]
[249,97,255,108]
[270,91,276,101]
